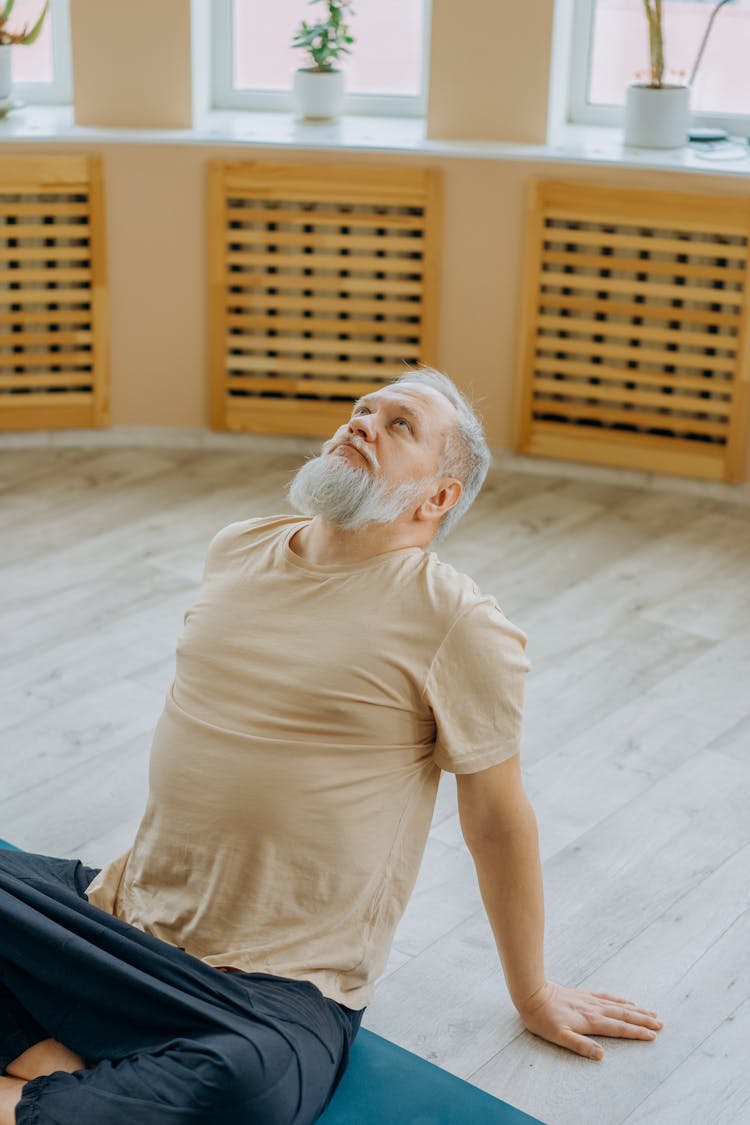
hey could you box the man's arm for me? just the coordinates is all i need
[456,755,663,1060]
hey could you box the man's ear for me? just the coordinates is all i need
[416,478,462,523]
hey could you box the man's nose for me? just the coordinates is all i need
[348,414,376,441]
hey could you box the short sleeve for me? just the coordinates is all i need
[200,519,264,581]
[423,599,531,774]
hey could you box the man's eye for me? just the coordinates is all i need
[394,418,412,432]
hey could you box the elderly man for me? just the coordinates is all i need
[0,369,662,1125]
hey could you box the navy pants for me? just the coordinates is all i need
[0,849,363,1124]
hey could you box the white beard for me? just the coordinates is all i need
[288,449,431,531]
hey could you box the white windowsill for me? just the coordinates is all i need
[2,105,750,176]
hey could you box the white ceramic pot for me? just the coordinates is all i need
[293,68,345,121]
[623,83,690,149]
[0,44,13,103]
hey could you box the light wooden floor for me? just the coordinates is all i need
[1,440,748,1125]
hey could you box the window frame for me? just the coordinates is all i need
[11,0,72,106]
[568,0,750,136]
[211,0,432,117]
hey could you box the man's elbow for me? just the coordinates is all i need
[460,795,539,854]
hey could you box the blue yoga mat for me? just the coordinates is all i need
[0,839,543,1123]
[318,1026,543,1124]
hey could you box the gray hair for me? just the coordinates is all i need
[393,367,491,542]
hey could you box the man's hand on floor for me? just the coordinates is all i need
[517,981,663,1060]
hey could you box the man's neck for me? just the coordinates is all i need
[289,516,428,567]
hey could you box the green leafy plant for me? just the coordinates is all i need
[0,0,49,46]
[291,0,355,72]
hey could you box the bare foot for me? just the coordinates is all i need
[6,1038,85,1081]
[0,1075,24,1125]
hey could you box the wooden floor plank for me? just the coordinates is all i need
[474,895,750,1125]
[622,994,750,1125]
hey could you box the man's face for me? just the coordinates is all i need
[288,382,458,532]
[324,383,456,489]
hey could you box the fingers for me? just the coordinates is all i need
[558,1029,605,1061]
[587,1015,659,1041]
[522,984,663,1062]
[598,1005,662,1031]
[584,995,663,1038]
[589,992,662,1022]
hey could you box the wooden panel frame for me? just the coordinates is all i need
[514,180,750,483]
[208,161,442,437]
[0,154,109,432]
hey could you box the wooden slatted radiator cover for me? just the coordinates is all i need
[0,155,108,432]
[208,161,441,436]
[514,181,750,482]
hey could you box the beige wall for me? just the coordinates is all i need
[428,0,556,143]
[3,3,749,480]
[70,0,193,128]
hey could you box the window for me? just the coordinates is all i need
[8,0,72,105]
[569,0,750,133]
[212,0,431,116]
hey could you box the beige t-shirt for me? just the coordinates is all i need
[86,515,531,1009]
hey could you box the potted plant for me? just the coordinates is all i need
[291,0,355,121]
[623,1,689,148]
[0,0,49,106]
[624,0,733,149]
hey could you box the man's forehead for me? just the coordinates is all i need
[354,383,456,421]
